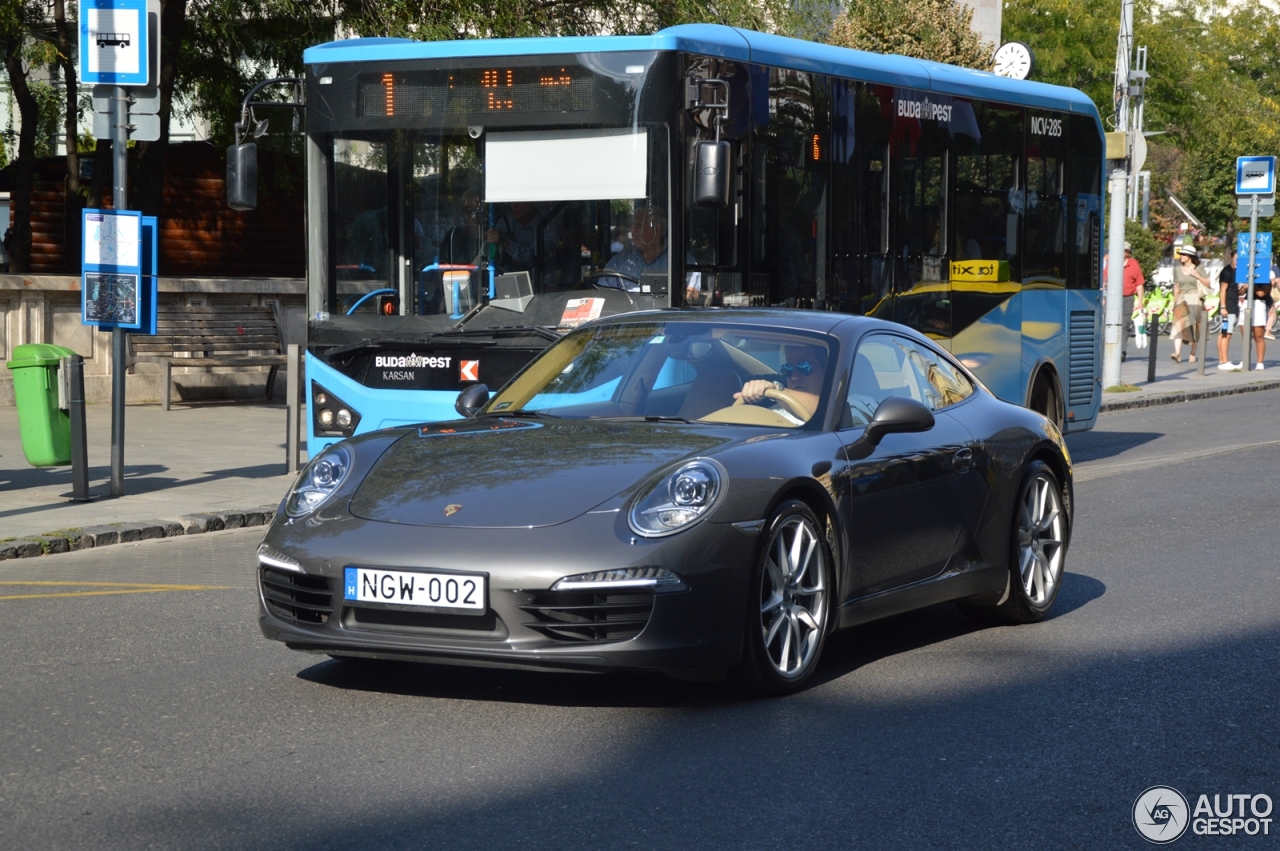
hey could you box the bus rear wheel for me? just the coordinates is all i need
[1029,374,1063,430]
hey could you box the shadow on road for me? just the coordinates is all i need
[294,572,1105,708]
[1064,430,1163,463]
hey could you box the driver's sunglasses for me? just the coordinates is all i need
[781,361,814,376]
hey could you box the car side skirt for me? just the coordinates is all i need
[836,560,1007,629]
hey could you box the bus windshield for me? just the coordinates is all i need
[328,125,670,322]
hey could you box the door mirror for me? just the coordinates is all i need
[226,142,258,211]
[455,383,490,418]
[862,396,935,446]
[694,141,731,207]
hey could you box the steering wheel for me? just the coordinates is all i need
[733,387,813,422]
[584,269,640,291]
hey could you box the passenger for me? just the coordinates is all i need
[487,201,555,275]
[734,344,828,422]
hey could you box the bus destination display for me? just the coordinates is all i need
[359,67,594,117]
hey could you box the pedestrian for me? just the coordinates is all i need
[1115,241,1145,361]
[1170,244,1209,364]
[1248,263,1272,370]
[1216,247,1241,370]
[1266,257,1278,341]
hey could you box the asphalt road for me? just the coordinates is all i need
[2,393,1279,850]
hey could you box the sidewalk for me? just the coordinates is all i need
[1099,334,1280,412]
[0,401,300,552]
[3,344,1279,560]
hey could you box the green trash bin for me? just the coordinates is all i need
[6,343,76,467]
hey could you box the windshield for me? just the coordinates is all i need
[328,126,670,321]
[487,321,834,428]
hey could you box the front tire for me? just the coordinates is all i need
[735,501,832,695]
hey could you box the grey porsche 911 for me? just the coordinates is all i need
[257,310,1072,694]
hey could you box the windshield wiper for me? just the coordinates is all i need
[594,415,693,424]
[477,409,559,418]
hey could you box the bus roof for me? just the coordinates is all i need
[303,24,1100,118]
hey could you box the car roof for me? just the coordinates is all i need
[585,308,900,338]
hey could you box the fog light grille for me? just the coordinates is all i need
[517,590,654,643]
[261,566,333,625]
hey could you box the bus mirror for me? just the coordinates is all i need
[694,141,731,207]
[226,143,258,211]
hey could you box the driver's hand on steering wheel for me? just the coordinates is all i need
[735,379,779,405]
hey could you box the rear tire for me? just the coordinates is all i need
[1028,375,1063,430]
[960,460,1067,624]
[735,501,832,696]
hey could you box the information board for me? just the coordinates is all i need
[1237,232,1274,285]
[82,208,145,330]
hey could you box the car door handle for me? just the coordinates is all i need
[952,448,973,473]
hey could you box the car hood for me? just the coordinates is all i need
[348,418,731,528]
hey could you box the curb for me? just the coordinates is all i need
[0,505,277,561]
[1100,378,1280,413]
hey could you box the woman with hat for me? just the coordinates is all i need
[1171,244,1210,363]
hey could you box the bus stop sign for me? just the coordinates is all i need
[79,0,150,86]
[1236,156,1277,197]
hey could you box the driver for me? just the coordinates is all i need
[734,344,827,422]
[605,206,669,283]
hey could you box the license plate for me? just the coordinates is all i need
[344,567,486,613]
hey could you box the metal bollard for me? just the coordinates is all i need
[285,343,301,474]
[63,355,91,501]
[1147,307,1159,384]
[1197,307,1208,377]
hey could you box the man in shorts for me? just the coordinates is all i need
[1217,247,1241,370]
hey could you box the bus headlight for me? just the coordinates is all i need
[312,381,361,437]
[286,444,353,517]
[628,459,725,538]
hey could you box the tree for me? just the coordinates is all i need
[0,1,43,273]
[823,0,992,69]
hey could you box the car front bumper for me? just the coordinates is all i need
[257,508,758,673]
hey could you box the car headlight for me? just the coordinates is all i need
[628,458,725,538]
[286,444,353,517]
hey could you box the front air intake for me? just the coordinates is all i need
[517,589,654,643]
[260,566,333,625]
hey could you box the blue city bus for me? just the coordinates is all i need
[292,24,1103,454]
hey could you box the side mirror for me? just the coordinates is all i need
[862,396,935,446]
[694,140,731,207]
[226,142,258,211]
[455,383,490,418]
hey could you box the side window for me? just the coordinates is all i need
[843,335,925,427]
[903,341,975,411]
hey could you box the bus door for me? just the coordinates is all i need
[884,88,951,342]
[831,81,891,317]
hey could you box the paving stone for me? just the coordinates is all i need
[157,520,185,538]
[34,536,69,555]
[0,540,43,559]
[66,533,93,551]
[79,526,120,547]
[218,511,246,530]
[241,510,266,528]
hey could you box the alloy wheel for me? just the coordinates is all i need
[759,515,828,677]
[1016,472,1065,608]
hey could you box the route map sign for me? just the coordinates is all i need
[82,209,144,329]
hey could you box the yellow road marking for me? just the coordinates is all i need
[0,580,229,601]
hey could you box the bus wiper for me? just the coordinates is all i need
[435,325,561,343]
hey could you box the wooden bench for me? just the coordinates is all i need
[128,304,287,410]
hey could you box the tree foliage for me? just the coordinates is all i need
[1004,0,1280,241]
[823,0,992,69]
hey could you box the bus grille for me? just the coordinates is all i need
[1068,311,1097,408]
